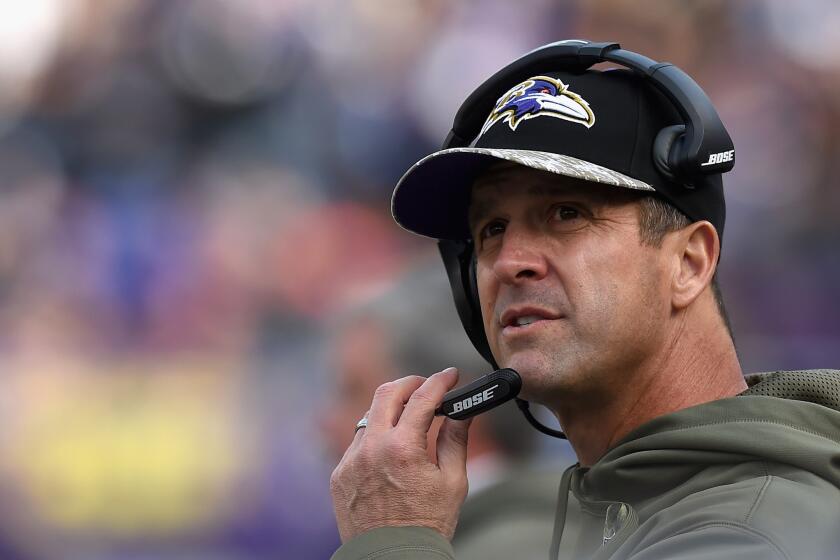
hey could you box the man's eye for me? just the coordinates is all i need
[479,220,506,240]
[552,205,581,221]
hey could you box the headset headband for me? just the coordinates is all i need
[443,40,733,179]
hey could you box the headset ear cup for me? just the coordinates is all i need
[653,124,685,181]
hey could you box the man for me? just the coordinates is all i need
[330,41,840,559]
[321,262,563,560]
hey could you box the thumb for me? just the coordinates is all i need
[436,416,472,476]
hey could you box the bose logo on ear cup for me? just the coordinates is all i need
[700,149,734,167]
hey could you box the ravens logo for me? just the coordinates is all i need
[479,76,595,137]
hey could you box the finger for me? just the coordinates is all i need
[436,416,472,476]
[352,410,370,441]
[366,375,426,431]
[397,367,459,434]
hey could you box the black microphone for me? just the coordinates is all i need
[434,368,522,420]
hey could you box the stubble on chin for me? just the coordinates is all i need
[500,342,596,405]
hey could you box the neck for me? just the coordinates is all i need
[552,310,746,467]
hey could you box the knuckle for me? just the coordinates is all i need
[409,387,436,406]
[374,376,427,402]
[444,475,468,501]
[373,381,396,399]
[405,374,427,385]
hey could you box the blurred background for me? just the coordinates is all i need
[0,0,838,558]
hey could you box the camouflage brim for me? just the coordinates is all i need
[391,147,655,240]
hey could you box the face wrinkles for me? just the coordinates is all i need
[469,171,632,243]
[469,165,664,406]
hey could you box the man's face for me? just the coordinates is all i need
[469,164,669,404]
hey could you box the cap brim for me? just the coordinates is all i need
[391,147,655,240]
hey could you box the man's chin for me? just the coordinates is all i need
[500,350,545,373]
[499,354,549,399]
[500,351,584,404]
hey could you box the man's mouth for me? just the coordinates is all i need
[500,307,562,332]
[512,315,544,327]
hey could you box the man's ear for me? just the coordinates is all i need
[671,221,719,310]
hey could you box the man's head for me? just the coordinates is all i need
[468,162,725,404]
[388,41,736,412]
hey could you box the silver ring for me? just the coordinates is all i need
[354,416,368,433]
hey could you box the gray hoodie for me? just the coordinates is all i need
[332,370,840,559]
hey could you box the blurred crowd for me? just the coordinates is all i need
[0,1,838,559]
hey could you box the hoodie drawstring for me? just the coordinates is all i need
[550,463,577,560]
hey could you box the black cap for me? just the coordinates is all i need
[391,69,726,240]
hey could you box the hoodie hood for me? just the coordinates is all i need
[585,369,840,502]
[552,369,840,559]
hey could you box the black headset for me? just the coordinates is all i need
[437,40,734,438]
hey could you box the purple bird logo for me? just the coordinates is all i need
[479,76,595,137]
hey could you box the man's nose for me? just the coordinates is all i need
[491,225,548,284]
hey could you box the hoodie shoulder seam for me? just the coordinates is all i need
[665,520,790,560]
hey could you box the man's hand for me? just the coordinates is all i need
[330,368,472,542]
